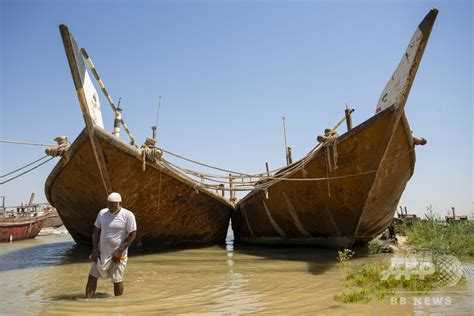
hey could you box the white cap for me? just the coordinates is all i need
[107,192,122,202]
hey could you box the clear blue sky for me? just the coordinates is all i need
[0,0,472,218]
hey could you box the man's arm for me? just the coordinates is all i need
[113,231,136,261]
[90,226,101,262]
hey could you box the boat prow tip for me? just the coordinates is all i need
[418,8,439,35]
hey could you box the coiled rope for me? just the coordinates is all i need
[45,136,71,157]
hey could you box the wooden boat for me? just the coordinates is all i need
[0,200,48,242]
[45,25,233,248]
[41,205,63,228]
[0,217,45,242]
[232,9,438,248]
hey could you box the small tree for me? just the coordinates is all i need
[425,205,439,221]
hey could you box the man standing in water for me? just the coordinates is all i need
[86,192,137,298]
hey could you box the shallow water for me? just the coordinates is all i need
[0,230,473,315]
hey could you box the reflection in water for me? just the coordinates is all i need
[0,231,473,314]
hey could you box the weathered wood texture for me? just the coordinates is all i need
[233,107,414,248]
[232,9,437,248]
[45,127,233,248]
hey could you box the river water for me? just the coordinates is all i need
[0,229,473,315]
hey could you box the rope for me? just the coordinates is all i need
[317,128,339,172]
[0,157,55,185]
[161,158,257,184]
[140,137,163,171]
[196,169,378,191]
[161,148,259,177]
[45,136,71,157]
[1,156,49,178]
[0,140,56,147]
[159,127,333,193]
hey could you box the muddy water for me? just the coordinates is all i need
[0,230,473,315]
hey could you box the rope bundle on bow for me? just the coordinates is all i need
[317,128,339,172]
[140,137,163,171]
[45,136,71,157]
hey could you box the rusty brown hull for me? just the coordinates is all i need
[45,127,233,248]
[233,107,415,248]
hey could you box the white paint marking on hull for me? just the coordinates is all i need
[262,200,286,237]
[241,209,256,238]
[283,192,311,237]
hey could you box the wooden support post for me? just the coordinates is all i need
[229,174,237,205]
[345,105,354,131]
[452,207,456,220]
[282,117,292,165]
[219,184,225,197]
[287,147,293,165]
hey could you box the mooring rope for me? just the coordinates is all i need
[0,156,50,178]
[0,140,56,147]
[160,148,261,177]
[0,157,55,185]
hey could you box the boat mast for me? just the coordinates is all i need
[27,193,35,213]
[151,96,161,140]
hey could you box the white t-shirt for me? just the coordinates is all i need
[94,207,137,260]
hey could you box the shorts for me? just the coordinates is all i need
[89,257,128,283]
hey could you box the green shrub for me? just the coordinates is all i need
[405,217,474,258]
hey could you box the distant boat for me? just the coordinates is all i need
[45,25,233,248]
[0,198,48,242]
[232,9,438,248]
[41,205,63,228]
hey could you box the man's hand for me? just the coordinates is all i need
[112,248,123,263]
[90,248,100,262]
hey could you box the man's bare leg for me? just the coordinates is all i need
[114,282,124,296]
[86,274,98,299]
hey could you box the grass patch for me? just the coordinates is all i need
[405,217,474,258]
[334,261,441,303]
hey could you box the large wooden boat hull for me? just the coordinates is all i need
[0,217,45,242]
[45,127,233,248]
[232,9,438,248]
[233,107,414,248]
